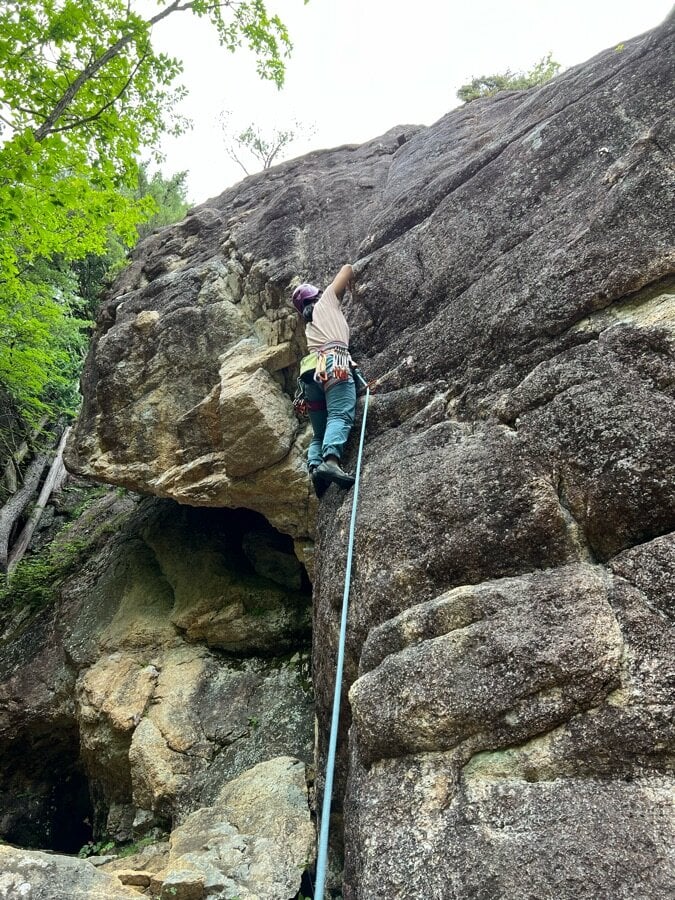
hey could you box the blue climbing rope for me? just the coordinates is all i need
[314,381,370,900]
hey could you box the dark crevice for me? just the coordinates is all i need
[607,528,675,562]
[0,721,94,854]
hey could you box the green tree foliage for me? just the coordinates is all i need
[136,163,190,238]
[0,0,292,425]
[73,163,191,316]
[457,52,561,103]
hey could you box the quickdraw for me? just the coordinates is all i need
[293,380,327,418]
[292,385,308,417]
[314,342,352,385]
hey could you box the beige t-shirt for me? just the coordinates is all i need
[305,285,350,351]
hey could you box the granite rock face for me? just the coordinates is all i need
[61,11,675,900]
[64,128,419,541]
[0,489,313,899]
[0,845,140,900]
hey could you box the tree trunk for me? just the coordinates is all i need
[0,452,49,572]
[7,427,71,575]
[2,415,50,494]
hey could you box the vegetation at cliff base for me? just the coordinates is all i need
[457,52,561,102]
[0,482,125,617]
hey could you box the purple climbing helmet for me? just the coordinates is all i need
[291,283,320,315]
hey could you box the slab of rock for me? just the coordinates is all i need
[160,756,314,900]
[0,845,139,900]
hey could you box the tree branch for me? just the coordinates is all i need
[31,0,209,143]
[226,147,250,176]
[28,1,246,142]
[34,43,132,139]
[46,53,147,136]
[148,1,196,26]
[148,2,237,28]
[15,104,44,118]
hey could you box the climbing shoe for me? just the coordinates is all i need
[316,460,355,490]
[310,466,329,499]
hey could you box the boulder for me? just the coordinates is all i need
[158,756,314,899]
[0,845,139,900]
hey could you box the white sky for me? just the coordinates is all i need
[148,0,674,205]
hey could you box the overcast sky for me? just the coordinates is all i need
[149,0,673,205]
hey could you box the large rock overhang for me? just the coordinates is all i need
[65,127,420,542]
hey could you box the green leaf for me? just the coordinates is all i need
[0,0,295,427]
[457,52,561,103]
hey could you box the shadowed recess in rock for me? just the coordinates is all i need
[0,721,93,853]
[0,489,315,870]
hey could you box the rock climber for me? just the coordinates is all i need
[292,264,358,498]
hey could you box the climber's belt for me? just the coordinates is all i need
[294,343,353,417]
[300,342,352,386]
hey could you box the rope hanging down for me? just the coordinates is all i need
[314,378,370,900]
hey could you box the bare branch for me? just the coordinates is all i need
[148,2,236,27]
[148,1,195,26]
[226,147,250,176]
[265,141,286,168]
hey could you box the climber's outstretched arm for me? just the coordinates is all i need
[330,264,355,300]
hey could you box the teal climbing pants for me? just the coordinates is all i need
[303,375,356,470]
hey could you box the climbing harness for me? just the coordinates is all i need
[293,346,365,419]
[314,342,352,385]
[314,369,370,900]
